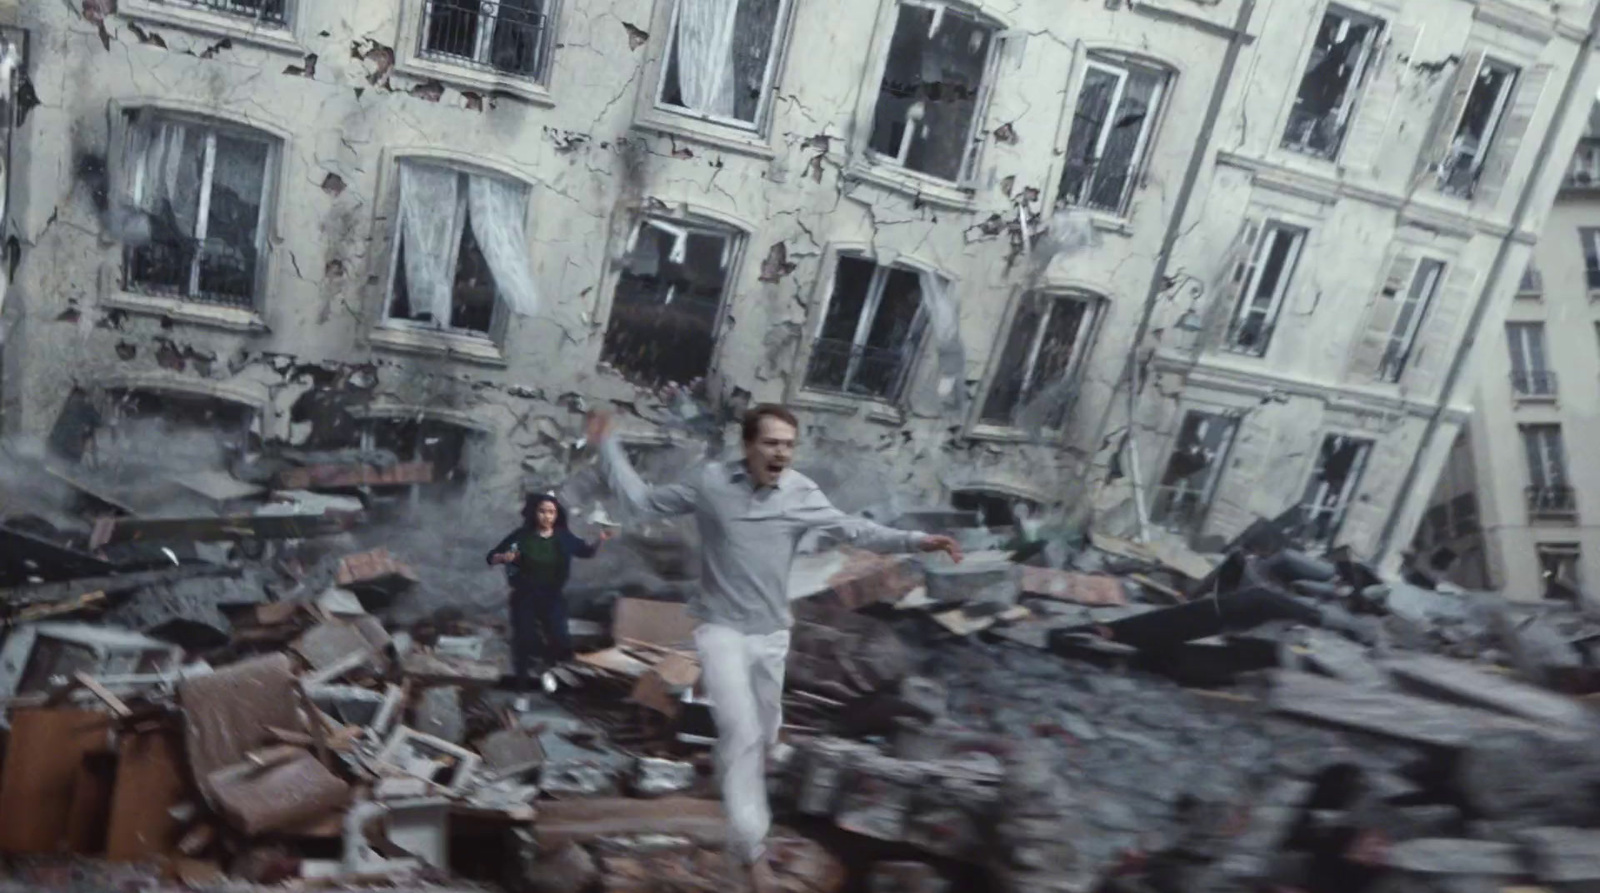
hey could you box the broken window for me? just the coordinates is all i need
[421,0,553,80]
[1421,505,1449,547]
[1538,543,1582,601]
[1150,411,1238,535]
[1281,7,1382,161]
[1376,258,1443,383]
[98,389,259,468]
[1521,424,1574,518]
[980,292,1095,429]
[1437,58,1517,197]
[360,417,477,512]
[1580,228,1600,289]
[1295,435,1372,548]
[388,161,537,336]
[1450,493,1478,537]
[162,0,289,25]
[600,218,736,390]
[951,490,1038,528]
[805,255,929,401]
[1518,263,1543,298]
[867,1,999,182]
[121,111,275,309]
[1507,322,1555,398]
[657,0,789,128]
[1058,56,1168,215]
[1225,222,1305,356]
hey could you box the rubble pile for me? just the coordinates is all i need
[5,446,1600,892]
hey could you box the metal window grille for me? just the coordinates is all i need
[421,0,550,80]
[159,0,288,25]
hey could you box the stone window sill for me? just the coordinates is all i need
[631,110,777,161]
[119,0,304,55]
[846,157,977,213]
[965,423,1061,444]
[105,290,268,333]
[369,325,507,367]
[791,389,905,426]
[393,56,555,108]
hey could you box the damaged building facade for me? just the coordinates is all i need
[1415,104,1600,600]
[0,0,1596,560]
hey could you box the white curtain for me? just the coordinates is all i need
[397,163,461,326]
[466,174,539,317]
[123,120,202,238]
[675,0,738,116]
[919,274,966,412]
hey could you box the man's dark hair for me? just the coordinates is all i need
[741,403,799,443]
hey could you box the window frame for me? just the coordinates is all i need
[119,109,279,311]
[651,0,795,134]
[597,214,744,389]
[382,159,531,342]
[1377,257,1444,383]
[1149,410,1239,536]
[1580,228,1600,290]
[976,290,1099,430]
[1057,54,1170,217]
[1521,424,1568,491]
[416,0,560,85]
[1537,542,1582,600]
[1224,221,1307,357]
[800,252,935,406]
[1280,5,1384,163]
[1437,55,1518,198]
[863,0,1005,187]
[1506,321,1554,398]
[1296,434,1373,549]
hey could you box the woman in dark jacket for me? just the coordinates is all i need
[487,493,609,698]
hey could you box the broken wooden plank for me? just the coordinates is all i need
[535,797,726,849]
[277,461,434,491]
[90,513,354,549]
[106,726,191,861]
[72,672,131,719]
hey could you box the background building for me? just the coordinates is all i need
[1417,104,1600,600]
[0,0,1594,560]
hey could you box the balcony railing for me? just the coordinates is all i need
[1512,370,1559,399]
[1527,485,1577,518]
[421,0,549,79]
[1057,159,1132,215]
[124,236,258,310]
[804,338,911,401]
[159,0,288,24]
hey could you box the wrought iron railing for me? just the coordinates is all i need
[804,338,910,401]
[421,0,549,79]
[160,0,288,24]
[1511,370,1559,398]
[1057,159,1131,215]
[125,236,257,310]
[1527,485,1577,517]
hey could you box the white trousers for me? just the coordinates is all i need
[694,623,791,865]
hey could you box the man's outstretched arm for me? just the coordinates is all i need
[789,482,963,561]
[588,411,698,520]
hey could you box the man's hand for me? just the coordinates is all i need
[489,552,515,565]
[585,410,614,447]
[920,535,963,563]
[598,528,616,541]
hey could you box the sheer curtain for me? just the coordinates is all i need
[919,274,966,413]
[122,120,201,238]
[397,163,461,325]
[466,174,539,317]
[675,0,738,116]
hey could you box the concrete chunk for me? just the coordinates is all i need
[925,560,1020,607]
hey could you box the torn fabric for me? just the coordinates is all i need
[919,275,966,414]
[467,174,539,317]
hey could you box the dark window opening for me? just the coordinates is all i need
[1539,543,1582,601]
[1378,258,1443,383]
[1226,223,1305,356]
[86,389,259,476]
[867,3,997,182]
[1450,493,1478,537]
[122,113,272,309]
[361,417,477,513]
[658,0,786,126]
[1281,7,1381,161]
[1580,228,1600,289]
[600,219,735,390]
[1294,435,1372,548]
[805,256,927,401]
[980,292,1094,429]
[1507,322,1555,398]
[951,490,1038,528]
[1151,411,1238,535]
[1058,57,1167,215]
[1439,59,1517,197]
[421,0,551,80]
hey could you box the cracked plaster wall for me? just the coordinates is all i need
[0,0,1243,518]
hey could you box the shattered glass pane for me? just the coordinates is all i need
[805,257,924,400]
[1281,8,1378,160]
[601,220,734,389]
[980,294,1090,428]
[1151,411,1237,533]
[1059,59,1165,214]
[868,4,995,181]
[1441,61,1516,197]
